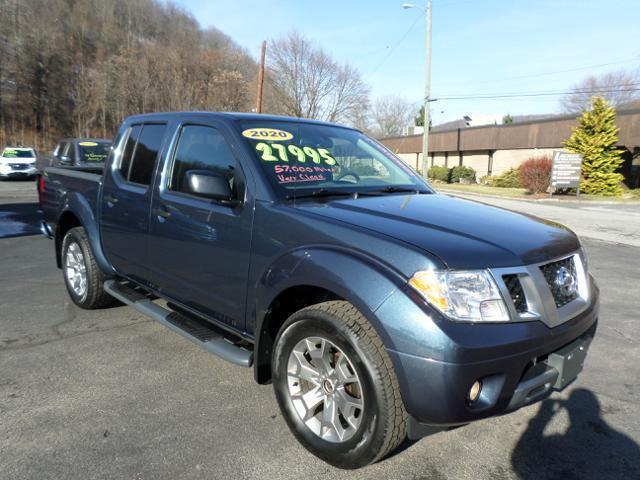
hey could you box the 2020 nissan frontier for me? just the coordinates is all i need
[40,112,598,468]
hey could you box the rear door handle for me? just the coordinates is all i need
[153,206,171,219]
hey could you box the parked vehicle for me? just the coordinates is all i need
[40,113,599,468]
[0,146,38,179]
[36,138,110,203]
[36,138,110,172]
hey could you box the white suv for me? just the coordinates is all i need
[0,147,38,179]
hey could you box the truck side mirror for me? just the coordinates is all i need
[59,155,72,165]
[186,170,236,204]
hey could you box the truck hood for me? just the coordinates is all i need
[293,193,580,269]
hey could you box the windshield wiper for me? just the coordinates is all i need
[285,186,431,201]
[366,186,430,195]
[285,188,357,201]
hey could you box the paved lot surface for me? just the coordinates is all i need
[1,181,639,480]
[441,189,640,247]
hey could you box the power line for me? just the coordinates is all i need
[433,85,640,101]
[438,81,640,97]
[369,12,423,75]
[444,56,640,88]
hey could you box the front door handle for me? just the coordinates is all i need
[153,206,171,219]
[104,194,118,205]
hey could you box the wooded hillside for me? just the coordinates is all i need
[0,0,259,149]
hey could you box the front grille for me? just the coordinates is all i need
[503,274,527,313]
[539,256,579,308]
[9,163,29,170]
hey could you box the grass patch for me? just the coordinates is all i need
[436,183,640,203]
[436,183,529,198]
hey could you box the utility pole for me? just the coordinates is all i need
[403,2,432,177]
[421,0,432,177]
[255,41,266,114]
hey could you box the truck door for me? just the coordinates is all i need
[100,123,168,285]
[147,121,253,332]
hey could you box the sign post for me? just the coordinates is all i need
[550,151,582,197]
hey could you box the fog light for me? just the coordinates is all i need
[468,380,482,402]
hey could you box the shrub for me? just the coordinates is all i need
[479,175,494,186]
[492,168,522,188]
[427,165,449,182]
[450,165,476,183]
[519,156,553,193]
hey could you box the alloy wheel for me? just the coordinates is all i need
[286,336,364,443]
[65,241,87,298]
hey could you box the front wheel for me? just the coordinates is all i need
[61,227,114,309]
[272,301,407,469]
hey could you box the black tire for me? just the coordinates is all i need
[61,226,114,309]
[272,300,407,469]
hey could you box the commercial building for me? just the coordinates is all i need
[380,108,640,186]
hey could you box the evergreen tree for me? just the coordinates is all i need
[564,96,624,196]
[415,105,425,126]
[414,105,432,129]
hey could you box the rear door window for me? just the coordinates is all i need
[129,125,167,185]
[119,125,141,179]
[118,124,167,186]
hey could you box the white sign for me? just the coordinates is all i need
[551,151,582,189]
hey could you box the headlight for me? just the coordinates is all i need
[409,270,510,322]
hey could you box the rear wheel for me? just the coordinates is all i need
[61,227,113,309]
[272,301,407,469]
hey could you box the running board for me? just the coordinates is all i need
[104,280,253,367]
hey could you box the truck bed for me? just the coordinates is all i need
[41,167,103,229]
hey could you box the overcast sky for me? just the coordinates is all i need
[174,0,639,124]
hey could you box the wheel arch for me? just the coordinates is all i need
[252,246,405,384]
[55,194,112,274]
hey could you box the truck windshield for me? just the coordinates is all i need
[78,141,110,163]
[238,121,431,198]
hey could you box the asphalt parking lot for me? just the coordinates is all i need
[1,180,639,480]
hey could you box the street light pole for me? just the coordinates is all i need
[403,2,432,177]
[422,0,432,177]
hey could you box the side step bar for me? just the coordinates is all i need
[104,280,253,367]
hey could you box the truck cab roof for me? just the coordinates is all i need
[123,111,357,131]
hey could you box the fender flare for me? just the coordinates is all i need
[252,245,409,382]
[56,191,113,274]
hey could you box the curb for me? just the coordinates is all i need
[437,188,640,206]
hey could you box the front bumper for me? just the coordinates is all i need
[0,167,37,178]
[376,277,599,429]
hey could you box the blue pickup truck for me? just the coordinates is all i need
[40,112,598,468]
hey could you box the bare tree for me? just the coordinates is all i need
[346,100,373,134]
[266,32,369,123]
[560,69,640,113]
[0,0,257,148]
[370,95,415,137]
